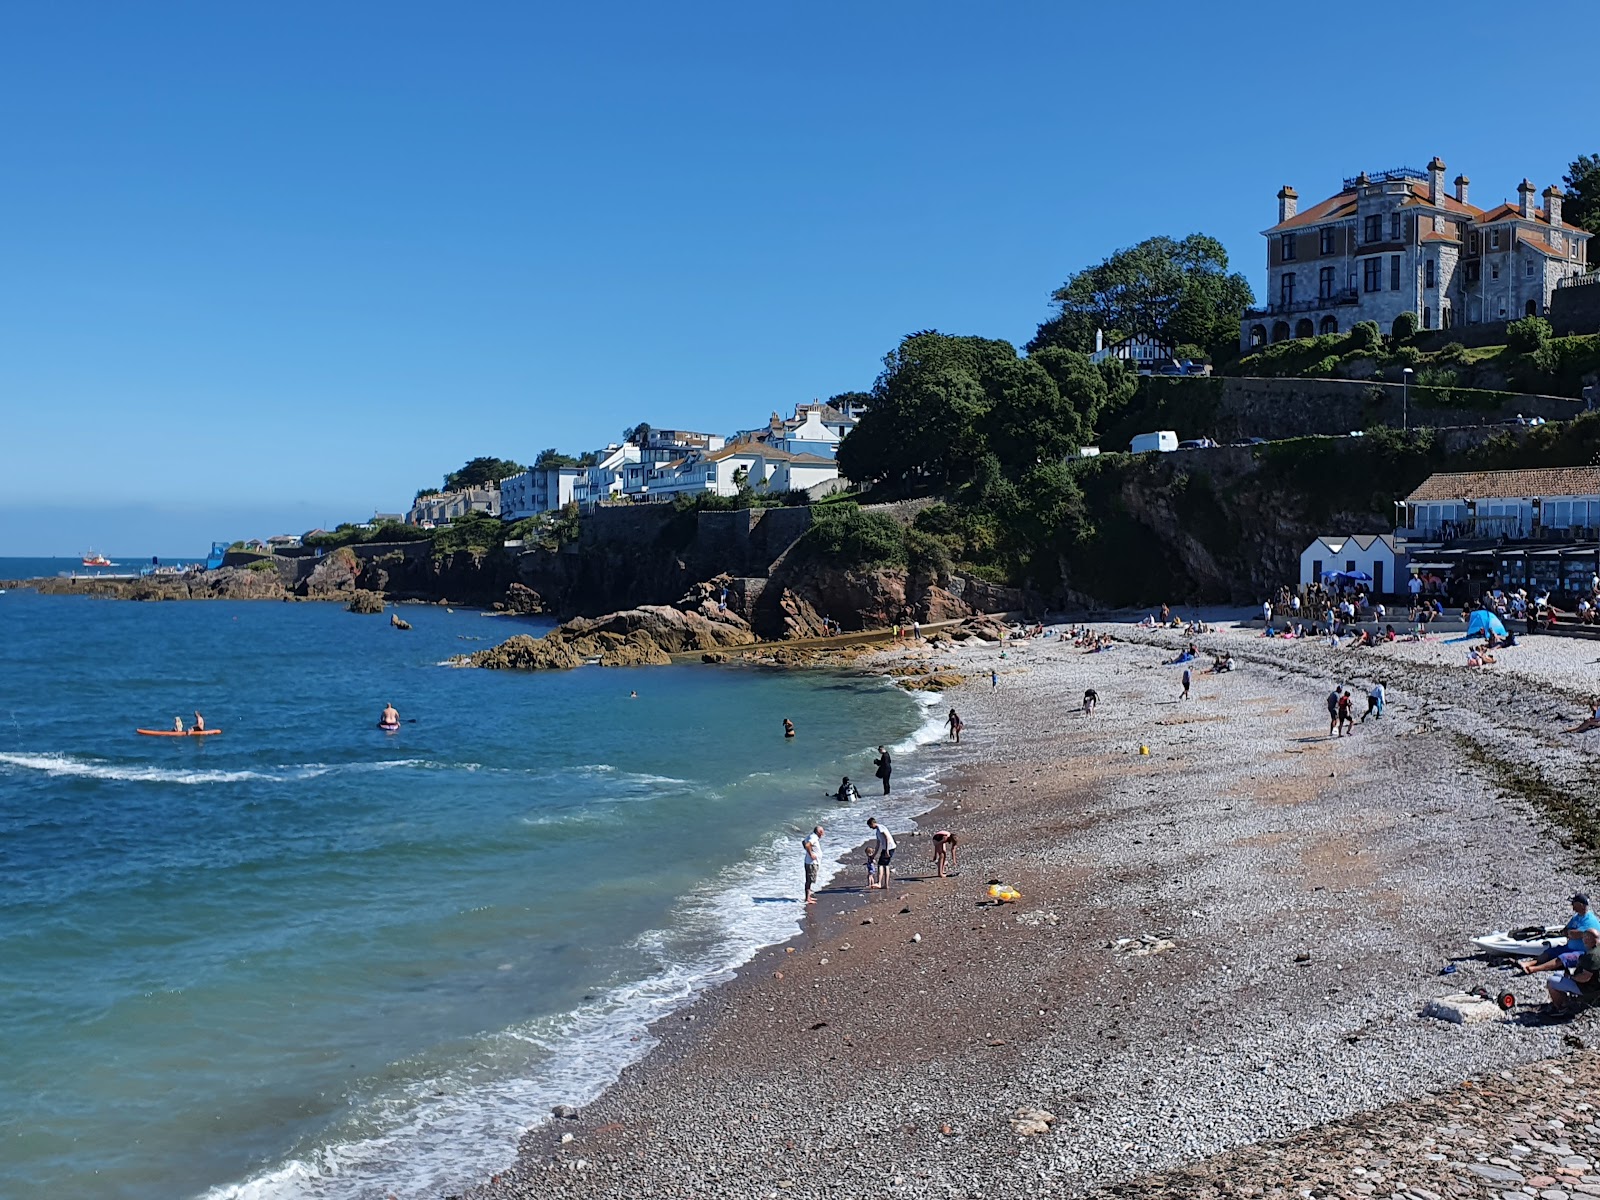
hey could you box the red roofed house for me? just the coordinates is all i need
[1241,157,1591,350]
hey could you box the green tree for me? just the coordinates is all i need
[1563,153,1600,234]
[534,448,581,469]
[837,331,1010,489]
[1506,315,1552,354]
[1392,311,1419,342]
[1030,234,1255,357]
[443,457,526,490]
[623,423,653,446]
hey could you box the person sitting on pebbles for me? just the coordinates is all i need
[1517,894,1600,975]
[1546,927,1600,1013]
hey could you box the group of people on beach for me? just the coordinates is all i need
[801,820,958,906]
[1325,681,1384,736]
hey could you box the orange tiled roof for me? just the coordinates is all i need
[1420,230,1461,244]
[1518,230,1575,258]
[1266,191,1357,232]
[1405,467,1600,503]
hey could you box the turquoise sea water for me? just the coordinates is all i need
[0,585,944,1199]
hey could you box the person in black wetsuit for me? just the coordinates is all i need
[873,746,892,795]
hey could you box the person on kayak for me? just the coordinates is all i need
[380,703,399,726]
[193,712,205,731]
[173,716,185,733]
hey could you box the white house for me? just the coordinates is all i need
[1300,533,1405,594]
[1399,466,1600,542]
[1089,330,1173,367]
[775,408,842,459]
[500,466,583,520]
[571,443,642,508]
[632,445,840,503]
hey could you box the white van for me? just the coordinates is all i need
[1128,431,1178,454]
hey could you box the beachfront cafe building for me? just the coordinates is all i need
[1397,466,1600,601]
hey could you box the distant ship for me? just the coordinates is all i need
[82,551,114,567]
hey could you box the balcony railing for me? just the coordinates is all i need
[1245,289,1360,317]
[1557,271,1599,289]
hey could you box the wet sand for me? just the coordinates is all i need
[464,616,1600,1200]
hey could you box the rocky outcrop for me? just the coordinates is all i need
[306,548,363,597]
[464,604,757,671]
[501,582,546,614]
[346,590,385,614]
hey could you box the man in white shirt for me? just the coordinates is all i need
[866,817,896,890]
[802,826,823,906]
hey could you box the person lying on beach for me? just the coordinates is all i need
[1466,648,1496,667]
[931,830,958,877]
[1517,894,1599,973]
[1546,928,1600,1013]
[1137,614,1157,628]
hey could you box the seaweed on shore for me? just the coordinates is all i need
[1453,733,1598,866]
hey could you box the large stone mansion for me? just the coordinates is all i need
[1241,157,1591,349]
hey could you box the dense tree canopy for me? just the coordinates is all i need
[836,331,1113,491]
[534,448,582,469]
[1029,234,1255,358]
[443,457,526,490]
[623,422,653,446]
[1563,153,1600,236]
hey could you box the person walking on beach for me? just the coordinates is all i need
[1180,667,1191,700]
[873,746,892,795]
[1083,688,1098,714]
[782,717,795,739]
[866,817,895,889]
[912,620,921,641]
[946,708,964,743]
[1362,681,1385,722]
[990,668,998,690]
[1337,689,1354,736]
[1326,685,1341,737]
[802,826,823,906]
[931,830,958,877]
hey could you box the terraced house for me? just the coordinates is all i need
[1242,158,1591,350]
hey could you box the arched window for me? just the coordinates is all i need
[1525,299,1538,316]
[1250,325,1267,348]
[1295,318,1314,339]
[1318,315,1338,335]
[1271,321,1291,343]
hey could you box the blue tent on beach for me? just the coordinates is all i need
[1462,609,1508,641]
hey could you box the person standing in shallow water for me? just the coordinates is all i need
[802,826,822,906]
[873,745,892,795]
[946,708,964,743]
[782,717,795,739]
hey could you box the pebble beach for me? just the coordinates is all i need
[465,614,1600,1200]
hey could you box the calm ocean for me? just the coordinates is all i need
[0,581,946,1199]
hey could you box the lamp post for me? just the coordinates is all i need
[1402,366,1413,432]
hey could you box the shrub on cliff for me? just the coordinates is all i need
[1506,315,1552,354]
[1347,321,1383,355]
[799,503,907,569]
[1391,312,1419,343]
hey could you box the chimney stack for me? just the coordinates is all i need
[1518,178,1536,219]
[1428,156,1446,203]
[1544,185,1563,227]
[1277,185,1298,223]
[1454,174,1470,206]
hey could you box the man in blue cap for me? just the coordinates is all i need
[1518,894,1600,975]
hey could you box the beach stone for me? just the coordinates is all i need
[1464,1163,1527,1184]
[1424,994,1503,1025]
[551,1105,579,1120]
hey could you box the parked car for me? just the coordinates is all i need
[1177,437,1219,450]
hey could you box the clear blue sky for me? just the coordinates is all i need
[2,1,1596,555]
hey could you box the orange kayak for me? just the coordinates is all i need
[136,728,222,737]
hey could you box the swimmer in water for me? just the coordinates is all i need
[629,691,638,699]
[783,717,795,739]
